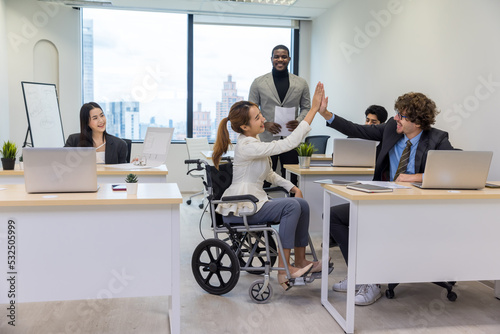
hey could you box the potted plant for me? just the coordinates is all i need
[1,141,18,170]
[125,173,138,195]
[295,142,316,169]
[19,154,23,170]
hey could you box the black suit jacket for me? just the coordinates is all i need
[327,116,454,181]
[64,133,128,164]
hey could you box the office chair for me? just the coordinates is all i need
[189,158,332,303]
[122,138,132,163]
[304,135,330,154]
[185,137,210,209]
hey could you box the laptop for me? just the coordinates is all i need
[23,147,99,193]
[332,138,377,167]
[107,127,174,169]
[412,150,493,190]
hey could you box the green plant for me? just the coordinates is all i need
[0,141,17,159]
[125,173,138,183]
[295,142,316,156]
[19,154,23,162]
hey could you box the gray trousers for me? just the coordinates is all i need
[222,197,310,249]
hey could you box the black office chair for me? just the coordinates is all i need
[386,282,457,301]
[305,135,329,154]
[122,138,132,163]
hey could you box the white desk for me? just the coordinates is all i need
[320,182,500,333]
[0,164,168,184]
[0,183,182,334]
[284,164,374,232]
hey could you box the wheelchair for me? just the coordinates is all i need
[186,158,333,303]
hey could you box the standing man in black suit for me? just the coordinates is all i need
[319,92,454,306]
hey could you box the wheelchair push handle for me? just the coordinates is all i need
[185,159,210,176]
[184,159,202,165]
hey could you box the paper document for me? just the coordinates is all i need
[314,179,358,185]
[105,163,154,169]
[358,181,411,189]
[274,106,295,137]
[313,180,411,189]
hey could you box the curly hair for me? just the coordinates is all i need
[394,92,439,131]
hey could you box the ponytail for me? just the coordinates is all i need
[213,117,231,169]
[213,101,258,169]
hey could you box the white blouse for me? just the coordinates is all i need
[96,151,105,164]
[216,120,311,217]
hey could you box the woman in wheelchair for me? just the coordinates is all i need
[211,83,325,290]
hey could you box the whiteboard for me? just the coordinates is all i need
[21,81,65,147]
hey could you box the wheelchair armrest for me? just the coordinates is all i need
[220,194,258,203]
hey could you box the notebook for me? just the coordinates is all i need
[332,138,377,167]
[346,183,393,193]
[411,150,493,190]
[23,147,99,193]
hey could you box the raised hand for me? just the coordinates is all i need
[311,82,324,113]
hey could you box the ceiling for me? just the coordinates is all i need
[50,0,343,20]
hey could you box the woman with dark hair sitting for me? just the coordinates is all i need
[212,83,325,290]
[65,102,128,164]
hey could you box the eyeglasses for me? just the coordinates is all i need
[395,111,408,120]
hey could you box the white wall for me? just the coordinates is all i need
[0,0,10,143]
[309,0,500,179]
[5,0,80,149]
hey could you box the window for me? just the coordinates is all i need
[83,9,293,142]
[82,9,187,140]
[194,24,291,142]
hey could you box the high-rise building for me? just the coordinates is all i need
[100,101,140,139]
[82,19,94,102]
[193,102,211,138]
[216,74,243,142]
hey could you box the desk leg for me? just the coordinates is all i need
[495,281,500,299]
[321,191,331,300]
[170,206,181,334]
[345,201,359,333]
[285,170,291,181]
[321,190,354,333]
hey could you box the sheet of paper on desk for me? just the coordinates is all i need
[314,179,359,185]
[274,106,295,137]
[358,181,411,189]
[105,163,154,169]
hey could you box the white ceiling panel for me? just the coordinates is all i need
[45,0,343,20]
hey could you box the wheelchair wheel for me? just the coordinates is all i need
[248,278,273,304]
[191,238,240,295]
[238,232,278,275]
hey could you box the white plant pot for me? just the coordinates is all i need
[18,162,24,170]
[298,156,311,169]
[126,183,138,195]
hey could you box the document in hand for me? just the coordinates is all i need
[346,183,393,193]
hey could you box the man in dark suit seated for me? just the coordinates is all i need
[319,92,454,305]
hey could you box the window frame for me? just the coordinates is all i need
[82,11,299,143]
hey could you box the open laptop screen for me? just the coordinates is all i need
[332,138,377,167]
[412,150,493,190]
[23,147,98,193]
